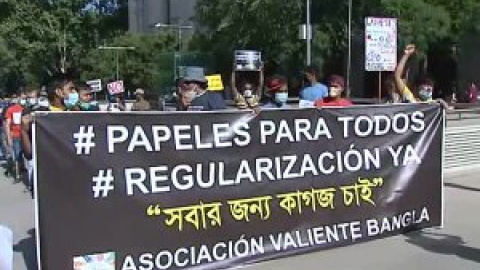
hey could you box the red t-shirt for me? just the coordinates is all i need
[314,97,353,107]
[5,104,23,138]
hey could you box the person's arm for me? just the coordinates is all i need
[4,109,12,147]
[117,99,126,111]
[256,68,264,98]
[395,44,415,99]
[231,70,239,96]
[21,114,32,160]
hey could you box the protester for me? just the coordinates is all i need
[4,93,24,180]
[16,87,40,191]
[21,74,75,175]
[299,65,328,102]
[132,88,151,111]
[186,67,226,111]
[314,75,352,107]
[468,82,478,103]
[108,94,126,111]
[0,96,11,161]
[46,75,77,111]
[394,44,435,103]
[18,89,27,107]
[262,75,292,108]
[231,69,263,109]
[176,78,196,111]
[75,82,99,111]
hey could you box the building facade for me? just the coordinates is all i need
[128,0,197,33]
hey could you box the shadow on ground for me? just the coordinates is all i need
[13,228,37,270]
[405,231,480,264]
[445,182,480,192]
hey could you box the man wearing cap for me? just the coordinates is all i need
[185,67,226,111]
[314,75,353,107]
[300,65,328,102]
[132,88,151,111]
[262,75,292,108]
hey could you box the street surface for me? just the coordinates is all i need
[1,165,480,270]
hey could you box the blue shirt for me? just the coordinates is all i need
[300,83,328,102]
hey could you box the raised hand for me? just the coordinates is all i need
[404,44,416,55]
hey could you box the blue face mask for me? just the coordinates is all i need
[64,92,79,107]
[275,92,288,105]
[78,102,90,110]
[419,89,432,101]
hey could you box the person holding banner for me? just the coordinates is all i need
[185,67,226,111]
[300,65,328,102]
[132,88,151,111]
[19,75,75,190]
[261,75,292,108]
[44,75,77,111]
[73,82,99,111]
[314,75,352,107]
[395,44,434,103]
[231,69,264,110]
[395,44,452,110]
[108,94,126,111]
[175,78,195,111]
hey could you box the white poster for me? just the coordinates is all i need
[107,80,125,95]
[365,17,397,71]
[86,79,103,93]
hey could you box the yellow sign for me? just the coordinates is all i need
[206,74,224,91]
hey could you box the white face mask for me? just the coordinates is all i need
[27,98,38,106]
[183,91,197,102]
[243,90,252,98]
[329,87,343,97]
[275,92,288,105]
[38,98,50,107]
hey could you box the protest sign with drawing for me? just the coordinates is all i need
[107,81,125,95]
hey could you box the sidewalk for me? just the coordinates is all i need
[0,167,35,270]
[248,167,480,270]
[1,167,479,270]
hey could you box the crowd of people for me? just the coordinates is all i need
[0,43,472,194]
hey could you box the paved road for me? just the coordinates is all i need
[1,165,480,270]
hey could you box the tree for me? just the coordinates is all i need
[0,0,129,91]
[195,0,304,75]
[78,33,177,93]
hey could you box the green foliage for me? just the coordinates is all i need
[79,33,177,93]
[195,0,304,74]
[1,0,479,95]
[195,0,479,76]
[0,0,174,94]
[381,0,451,53]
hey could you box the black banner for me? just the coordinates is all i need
[34,104,444,270]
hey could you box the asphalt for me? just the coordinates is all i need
[0,164,479,270]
